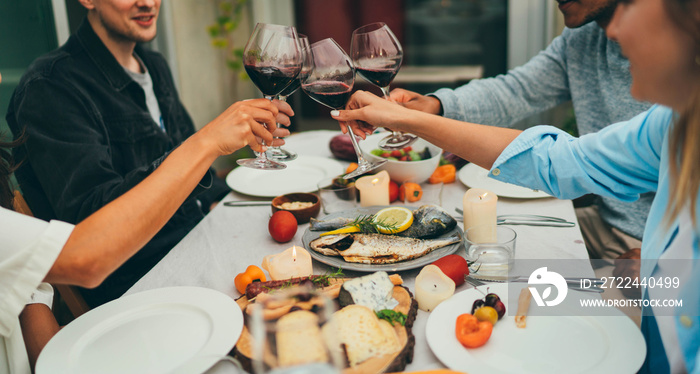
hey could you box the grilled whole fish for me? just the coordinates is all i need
[309,233,461,264]
[396,205,457,239]
[309,216,355,231]
[309,205,457,239]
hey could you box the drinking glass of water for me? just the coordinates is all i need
[464,225,517,279]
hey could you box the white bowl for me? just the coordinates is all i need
[359,133,443,183]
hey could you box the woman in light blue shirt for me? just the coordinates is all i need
[332,0,700,371]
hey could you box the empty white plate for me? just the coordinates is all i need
[36,287,243,374]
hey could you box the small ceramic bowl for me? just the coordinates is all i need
[271,192,321,223]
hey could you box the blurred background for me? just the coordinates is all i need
[0,0,570,173]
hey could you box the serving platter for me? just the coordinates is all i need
[234,279,418,373]
[426,283,646,374]
[302,206,464,272]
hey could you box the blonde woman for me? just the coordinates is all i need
[332,0,700,371]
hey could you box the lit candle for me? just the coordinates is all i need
[262,245,313,281]
[355,170,390,207]
[462,188,498,243]
[415,265,455,312]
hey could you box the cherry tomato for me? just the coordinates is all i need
[455,313,493,348]
[391,150,402,158]
[268,211,298,243]
[389,180,400,203]
[474,306,499,325]
[431,254,469,286]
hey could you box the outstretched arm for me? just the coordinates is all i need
[331,90,521,169]
[45,98,292,288]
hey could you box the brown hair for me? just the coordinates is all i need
[665,0,700,224]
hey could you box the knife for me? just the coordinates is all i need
[223,201,272,207]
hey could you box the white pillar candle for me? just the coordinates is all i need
[262,246,313,281]
[355,170,390,207]
[462,188,498,243]
[415,265,456,312]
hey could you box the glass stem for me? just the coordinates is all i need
[273,95,287,144]
[380,86,402,136]
[258,95,276,160]
[379,86,391,100]
[347,130,367,165]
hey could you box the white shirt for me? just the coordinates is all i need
[0,207,74,374]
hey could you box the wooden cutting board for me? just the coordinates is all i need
[234,285,418,373]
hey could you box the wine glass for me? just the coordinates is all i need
[265,35,311,162]
[351,22,417,150]
[238,23,302,170]
[301,38,386,179]
[249,286,343,374]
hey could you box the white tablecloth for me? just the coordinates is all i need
[126,130,591,371]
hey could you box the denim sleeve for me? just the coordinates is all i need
[10,78,206,222]
[431,31,571,126]
[490,105,672,200]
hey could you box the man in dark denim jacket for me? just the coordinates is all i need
[6,1,230,307]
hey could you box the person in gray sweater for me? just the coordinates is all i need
[391,0,651,260]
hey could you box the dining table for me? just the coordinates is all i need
[125,129,597,372]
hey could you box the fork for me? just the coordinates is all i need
[465,275,487,288]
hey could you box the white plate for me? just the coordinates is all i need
[426,284,646,374]
[302,206,463,272]
[226,155,344,197]
[458,163,552,199]
[36,287,244,374]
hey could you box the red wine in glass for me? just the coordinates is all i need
[302,81,353,110]
[266,34,311,162]
[243,65,299,97]
[301,38,386,179]
[354,67,399,88]
[238,23,302,170]
[351,22,417,150]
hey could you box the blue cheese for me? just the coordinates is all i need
[340,272,398,311]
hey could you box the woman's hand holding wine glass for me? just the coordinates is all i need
[301,38,386,179]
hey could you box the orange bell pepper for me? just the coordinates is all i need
[455,313,493,348]
[399,182,423,202]
[429,164,456,184]
[234,265,267,294]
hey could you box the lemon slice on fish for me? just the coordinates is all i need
[373,207,413,234]
[320,225,361,236]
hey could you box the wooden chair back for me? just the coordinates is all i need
[12,190,91,319]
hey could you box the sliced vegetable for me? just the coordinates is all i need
[234,265,266,294]
[455,313,493,348]
[429,164,457,184]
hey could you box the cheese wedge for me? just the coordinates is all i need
[322,305,401,367]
